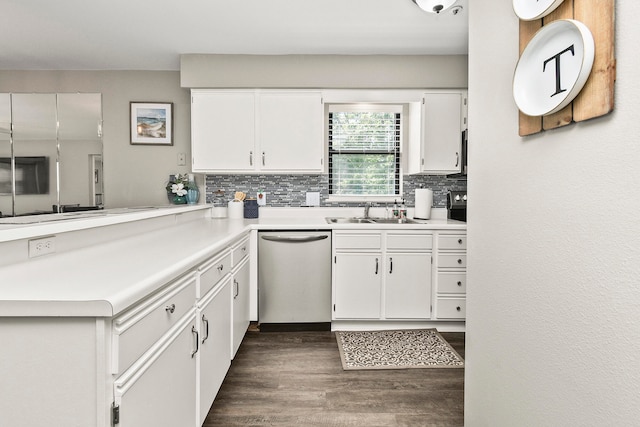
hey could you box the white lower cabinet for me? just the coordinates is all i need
[197,277,232,425]
[332,230,433,321]
[0,234,253,427]
[333,253,382,319]
[232,256,250,357]
[114,311,198,427]
[384,252,432,319]
[434,232,467,320]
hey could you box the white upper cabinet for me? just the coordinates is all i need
[191,90,324,173]
[257,92,323,172]
[409,91,467,175]
[191,91,255,172]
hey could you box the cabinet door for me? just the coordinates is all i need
[191,91,255,172]
[333,253,382,319]
[421,92,463,174]
[198,278,232,425]
[257,92,323,172]
[232,257,250,358]
[115,313,197,427]
[385,253,432,319]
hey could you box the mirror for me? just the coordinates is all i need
[0,93,103,217]
[0,94,11,217]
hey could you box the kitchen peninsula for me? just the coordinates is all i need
[0,205,465,427]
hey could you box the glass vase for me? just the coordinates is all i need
[167,191,187,204]
[186,187,200,204]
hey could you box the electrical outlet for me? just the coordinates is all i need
[28,236,56,258]
[306,192,320,206]
[177,153,186,166]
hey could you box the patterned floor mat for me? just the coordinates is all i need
[335,329,464,370]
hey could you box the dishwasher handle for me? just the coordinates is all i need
[260,235,328,243]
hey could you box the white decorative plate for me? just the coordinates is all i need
[513,19,595,117]
[513,0,565,21]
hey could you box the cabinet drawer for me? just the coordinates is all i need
[333,232,382,250]
[386,233,433,251]
[438,253,467,268]
[231,235,250,267]
[438,234,467,250]
[436,298,466,319]
[112,273,196,374]
[199,251,231,298]
[437,272,467,294]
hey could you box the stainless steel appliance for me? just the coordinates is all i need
[447,129,468,177]
[447,190,467,222]
[258,231,332,331]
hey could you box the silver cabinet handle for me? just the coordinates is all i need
[457,259,463,264]
[165,304,175,314]
[455,152,460,167]
[191,326,199,358]
[457,281,462,286]
[217,264,224,272]
[458,239,463,244]
[456,306,461,312]
[389,257,393,274]
[375,258,379,275]
[249,151,253,166]
[201,314,209,343]
[262,151,265,166]
[233,279,239,299]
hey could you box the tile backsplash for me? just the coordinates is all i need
[205,174,466,208]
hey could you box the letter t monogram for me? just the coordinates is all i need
[542,45,575,97]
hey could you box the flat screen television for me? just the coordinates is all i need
[0,156,50,195]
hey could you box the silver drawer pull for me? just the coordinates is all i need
[457,281,462,286]
[458,239,463,244]
[456,306,461,312]
[217,264,224,272]
[457,259,463,264]
[165,304,175,314]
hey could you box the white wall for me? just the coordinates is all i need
[466,1,640,425]
[0,71,192,208]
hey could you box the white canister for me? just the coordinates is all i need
[227,200,244,219]
[414,188,433,220]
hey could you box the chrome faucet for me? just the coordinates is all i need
[364,202,372,218]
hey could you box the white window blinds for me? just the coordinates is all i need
[328,106,401,197]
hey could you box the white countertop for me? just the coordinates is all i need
[0,205,465,318]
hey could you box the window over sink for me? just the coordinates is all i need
[327,104,402,201]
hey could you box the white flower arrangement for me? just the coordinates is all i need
[166,174,192,196]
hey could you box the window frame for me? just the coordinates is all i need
[326,103,403,203]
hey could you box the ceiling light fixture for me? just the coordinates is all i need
[411,0,458,14]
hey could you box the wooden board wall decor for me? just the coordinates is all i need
[517,0,615,137]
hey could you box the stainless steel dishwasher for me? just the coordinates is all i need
[258,230,332,331]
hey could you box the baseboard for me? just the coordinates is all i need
[258,322,332,332]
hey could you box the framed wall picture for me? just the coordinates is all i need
[130,102,173,145]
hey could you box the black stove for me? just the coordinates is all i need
[447,191,467,222]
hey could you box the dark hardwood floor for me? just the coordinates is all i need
[203,329,465,427]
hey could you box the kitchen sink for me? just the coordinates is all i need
[370,218,420,224]
[326,217,375,224]
[325,217,419,225]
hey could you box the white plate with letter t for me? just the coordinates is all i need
[513,19,595,117]
[513,0,565,21]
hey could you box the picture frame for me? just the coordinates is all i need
[130,102,173,145]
